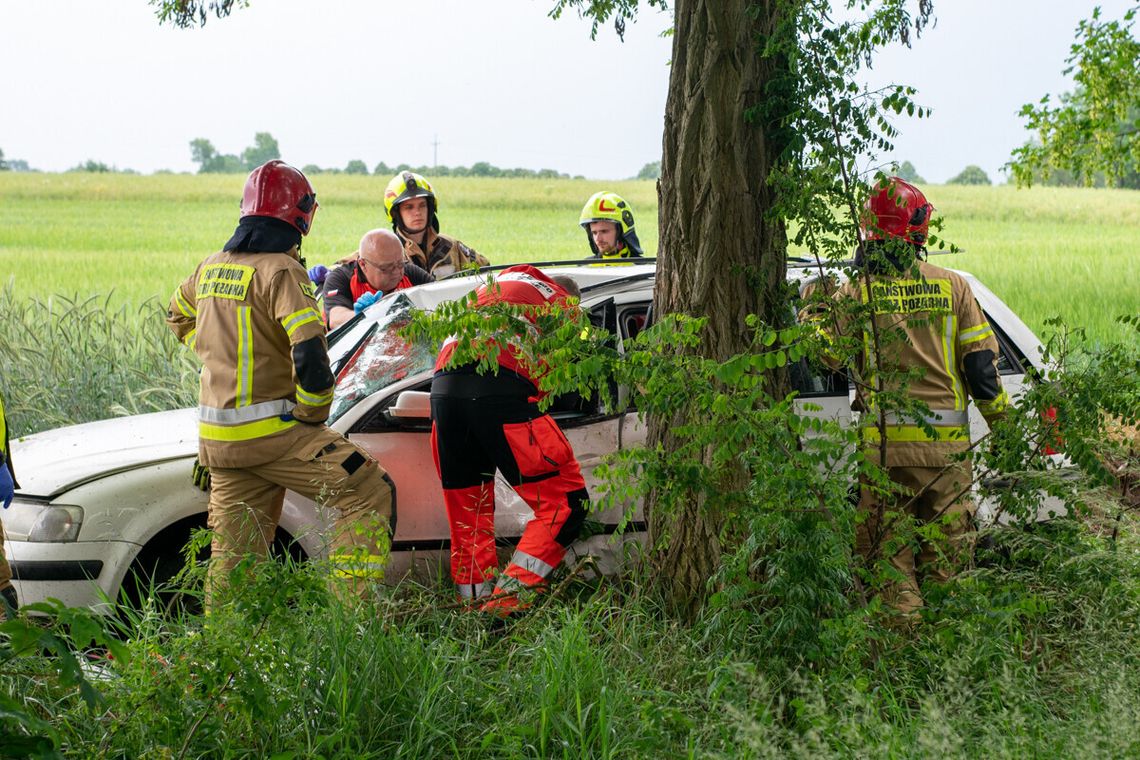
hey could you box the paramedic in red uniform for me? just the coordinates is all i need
[430,266,589,615]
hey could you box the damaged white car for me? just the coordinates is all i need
[5,260,1054,611]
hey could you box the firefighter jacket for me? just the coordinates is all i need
[0,392,16,487]
[593,242,641,260]
[399,228,487,277]
[823,259,1009,468]
[434,265,576,397]
[167,248,332,468]
[321,259,433,324]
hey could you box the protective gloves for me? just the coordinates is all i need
[0,464,13,509]
[191,458,211,492]
[308,264,329,287]
[353,291,381,314]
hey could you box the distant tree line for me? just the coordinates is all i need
[895,160,994,186]
[186,133,660,181]
[0,148,33,172]
[190,132,282,174]
[303,159,583,180]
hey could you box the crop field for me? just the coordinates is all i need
[1,173,1137,346]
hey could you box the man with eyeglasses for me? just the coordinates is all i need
[322,229,433,329]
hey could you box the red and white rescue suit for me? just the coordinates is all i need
[430,266,588,611]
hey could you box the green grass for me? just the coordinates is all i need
[1,174,1136,346]
[5,525,1140,758]
[930,184,1140,349]
[0,173,658,303]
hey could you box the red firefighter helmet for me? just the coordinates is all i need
[862,177,932,245]
[240,160,319,235]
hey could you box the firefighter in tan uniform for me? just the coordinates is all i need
[0,391,18,618]
[817,177,1009,616]
[383,171,488,277]
[167,160,395,608]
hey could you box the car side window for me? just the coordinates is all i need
[789,305,849,398]
[983,310,1028,376]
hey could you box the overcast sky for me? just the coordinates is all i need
[1,1,1133,183]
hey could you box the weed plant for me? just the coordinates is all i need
[1,315,1138,757]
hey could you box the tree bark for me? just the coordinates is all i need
[649,0,792,616]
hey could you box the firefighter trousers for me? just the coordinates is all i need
[430,370,589,603]
[856,460,975,615]
[206,424,395,609]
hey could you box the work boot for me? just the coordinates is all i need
[479,593,530,618]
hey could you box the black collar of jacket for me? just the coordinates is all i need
[224,216,303,254]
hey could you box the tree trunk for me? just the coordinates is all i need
[649,0,792,617]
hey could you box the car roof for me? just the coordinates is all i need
[327,255,1042,370]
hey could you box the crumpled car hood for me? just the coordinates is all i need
[11,408,198,498]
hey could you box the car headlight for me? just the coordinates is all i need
[2,500,84,542]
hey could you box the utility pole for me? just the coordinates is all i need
[432,134,440,170]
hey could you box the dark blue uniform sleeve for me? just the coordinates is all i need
[321,264,358,318]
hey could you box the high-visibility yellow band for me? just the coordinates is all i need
[173,288,197,318]
[182,328,197,351]
[862,424,969,443]
[975,389,1010,416]
[282,308,322,338]
[959,322,994,347]
[329,553,388,579]
[295,385,334,406]
[236,307,253,407]
[199,415,298,442]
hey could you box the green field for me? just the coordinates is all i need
[1,173,1137,345]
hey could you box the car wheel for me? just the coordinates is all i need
[121,515,309,619]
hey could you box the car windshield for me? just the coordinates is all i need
[328,294,436,424]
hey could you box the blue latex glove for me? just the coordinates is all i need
[0,465,13,509]
[307,264,329,287]
[353,291,381,314]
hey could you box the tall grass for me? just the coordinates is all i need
[0,286,197,436]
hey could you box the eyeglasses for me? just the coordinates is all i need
[360,258,405,275]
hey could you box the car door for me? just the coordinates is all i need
[968,278,1070,524]
[614,300,855,455]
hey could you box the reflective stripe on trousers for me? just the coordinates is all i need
[496,550,557,593]
[456,580,496,600]
[330,552,388,580]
